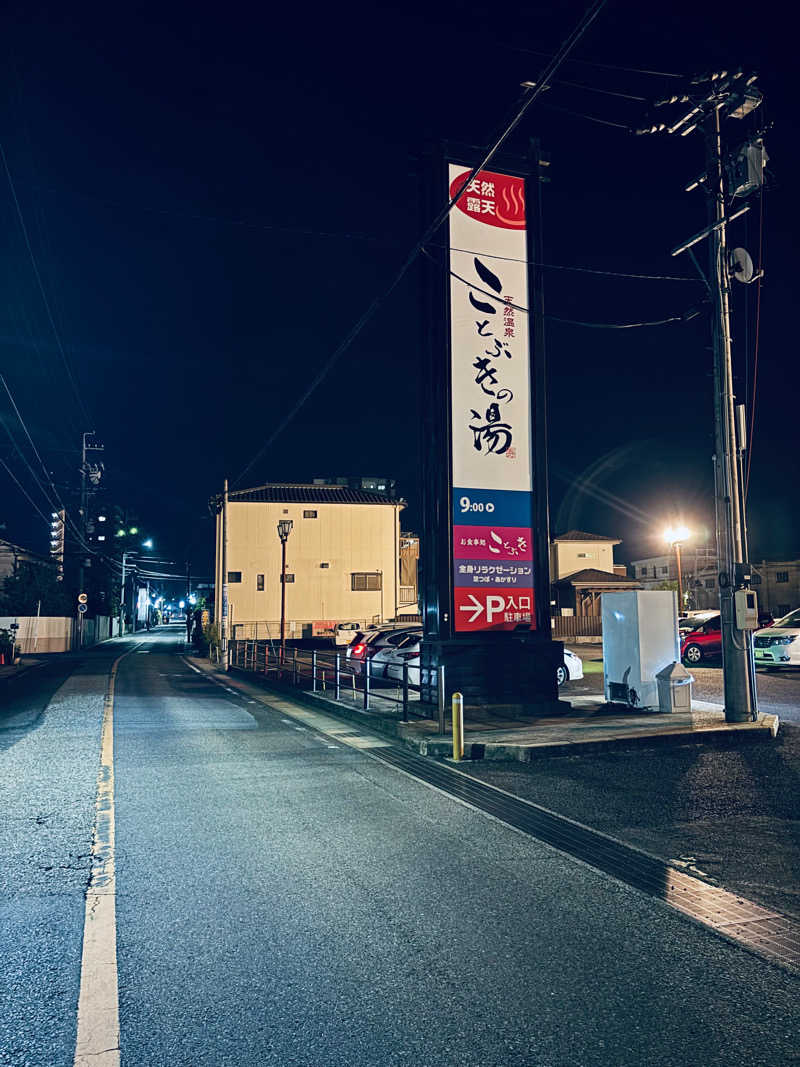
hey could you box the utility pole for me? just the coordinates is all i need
[221,479,229,654]
[705,105,755,722]
[642,70,766,722]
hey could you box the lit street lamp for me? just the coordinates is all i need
[277,519,293,663]
[664,525,691,612]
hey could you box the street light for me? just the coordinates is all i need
[664,525,691,612]
[277,519,293,664]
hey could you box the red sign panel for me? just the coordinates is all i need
[448,170,526,230]
[454,587,534,632]
[453,524,533,561]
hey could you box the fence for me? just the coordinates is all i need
[231,614,419,641]
[0,614,119,653]
[551,615,603,639]
[228,638,441,723]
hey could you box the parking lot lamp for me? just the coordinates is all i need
[277,520,293,663]
[664,525,691,612]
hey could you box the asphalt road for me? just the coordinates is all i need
[1,627,798,1066]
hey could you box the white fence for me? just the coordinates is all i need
[0,615,119,653]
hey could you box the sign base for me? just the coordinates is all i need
[421,634,565,712]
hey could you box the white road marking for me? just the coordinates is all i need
[74,644,138,1067]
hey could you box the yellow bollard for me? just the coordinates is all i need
[452,692,464,761]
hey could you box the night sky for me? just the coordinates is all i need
[0,0,797,582]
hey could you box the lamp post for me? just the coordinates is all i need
[277,519,293,663]
[664,525,690,613]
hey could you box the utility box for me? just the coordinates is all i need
[655,661,693,713]
[602,591,680,710]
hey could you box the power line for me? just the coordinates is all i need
[0,139,92,426]
[0,456,50,524]
[553,77,647,102]
[438,243,699,282]
[506,45,685,80]
[232,0,609,486]
[429,248,692,328]
[547,313,684,329]
[542,103,633,130]
[1,374,69,516]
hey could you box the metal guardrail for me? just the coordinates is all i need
[228,639,437,723]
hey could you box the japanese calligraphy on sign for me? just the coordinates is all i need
[447,164,535,632]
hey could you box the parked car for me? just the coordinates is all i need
[678,610,718,635]
[334,622,362,646]
[557,648,584,686]
[681,609,774,664]
[380,639,584,690]
[681,615,721,664]
[753,607,800,669]
[348,624,422,677]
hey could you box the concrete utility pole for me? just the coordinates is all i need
[705,106,755,722]
[643,70,765,722]
[221,479,229,654]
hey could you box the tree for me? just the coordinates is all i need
[0,564,72,616]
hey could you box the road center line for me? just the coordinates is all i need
[74,645,137,1067]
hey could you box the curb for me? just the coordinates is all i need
[186,655,780,762]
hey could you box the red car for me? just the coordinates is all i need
[681,615,722,664]
[681,611,774,665]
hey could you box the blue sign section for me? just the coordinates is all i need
[452,487,533,527]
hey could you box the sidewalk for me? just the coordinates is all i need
[0,658,42,684]
[187,654,780,761]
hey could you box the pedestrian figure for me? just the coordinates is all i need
[186,611,193,644]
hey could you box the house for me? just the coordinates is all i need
[214,483,410,639]
[630,547,800,617]
[550,530,639,618]
[689,558,800,617]
[0,538,53,582]
[629,543,716,603]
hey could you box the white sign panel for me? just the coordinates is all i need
[448,164,531,492]
[447,163,535,632]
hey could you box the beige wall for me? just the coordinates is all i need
[216,500,402,631]
[551,541,616,580]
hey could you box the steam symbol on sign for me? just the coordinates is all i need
[488,530,502,555]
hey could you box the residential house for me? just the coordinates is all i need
[214,483,408,639]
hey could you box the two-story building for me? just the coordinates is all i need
[214,483,414,639]
[550,530,639,619]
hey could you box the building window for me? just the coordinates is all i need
[352,572,382,591]
[257,574,264,591]
[303,510,318,519]
[661,566,669,575]
[705,578,715,589]
[227,571,242,583]
[776,571,789,583]
[281,573,295,584]
[639,567,647,576]
[751,573,762,585]
[320,562,329,569]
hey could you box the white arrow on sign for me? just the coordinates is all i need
[458,594,484,623]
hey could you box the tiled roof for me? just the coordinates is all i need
[555,567,638,586]
[553,530,621,543]
[230,483,402,506]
